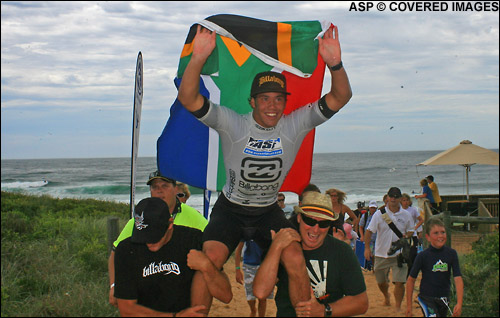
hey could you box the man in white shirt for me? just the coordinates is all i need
[363,187,414,312]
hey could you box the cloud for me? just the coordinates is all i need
[1,1,498,159]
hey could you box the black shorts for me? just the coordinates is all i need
[203,193,294,257]
[417,295,451,317]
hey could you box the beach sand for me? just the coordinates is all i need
[209,237,476,317]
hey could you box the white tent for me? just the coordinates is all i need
[417,140,499,199]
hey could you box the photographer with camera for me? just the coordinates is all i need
[364,187,414,313]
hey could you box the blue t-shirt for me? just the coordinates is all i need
[409,245,462,298]
[422,185,435,203]
[359,212,376,244]
[243,240,264,266]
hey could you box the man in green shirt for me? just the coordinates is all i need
[108,170,208,307]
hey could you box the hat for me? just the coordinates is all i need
[387,187,402,198]
[293,191,338,221]
[131,197,171,244]
[250,71,290,97]
[426,175,434,181]
[343,223,353,239]
[369,200,378,208]
[147,170,176,186]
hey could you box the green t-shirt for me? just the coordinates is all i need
[113,201,208,248]
[275,235,366,317]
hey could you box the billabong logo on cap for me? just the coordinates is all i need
[134,211,149,230]
[258,75,285,89]
[250,71,290,97]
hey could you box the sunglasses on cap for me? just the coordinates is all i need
[301,214,332,228]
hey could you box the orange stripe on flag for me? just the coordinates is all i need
[277,23,292,66]
[180,42,194,58]
[220,36,251,67]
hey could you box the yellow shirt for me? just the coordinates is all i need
[428,182,442,204]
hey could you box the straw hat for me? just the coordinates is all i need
[293,191,338,221]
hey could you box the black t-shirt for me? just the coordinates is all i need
[275,235,366,316]
[114,225,203,313]
[409,245,462,298]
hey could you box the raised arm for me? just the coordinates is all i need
[318,25,352,112]
[177,25,216,112]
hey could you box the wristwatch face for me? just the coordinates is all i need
[325,304,332,317]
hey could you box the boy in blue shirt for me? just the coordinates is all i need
[406,218,463,317]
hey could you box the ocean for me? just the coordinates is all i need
[2,150,498,213]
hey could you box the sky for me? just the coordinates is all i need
[1,1,499,160]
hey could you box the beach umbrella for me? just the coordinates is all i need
[417,140,499,199]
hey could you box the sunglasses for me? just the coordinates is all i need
[277,199,285,202]
[176,193,186,198]
[301,214,332,228]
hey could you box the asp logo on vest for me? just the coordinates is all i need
[243,136,283,156]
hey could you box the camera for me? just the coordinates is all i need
[388,237,410,256]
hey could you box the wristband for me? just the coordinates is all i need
[330,61,343,71]
[110,283,115,289]
[235,266,241,270]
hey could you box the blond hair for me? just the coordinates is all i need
[401,193,413,206]
[325,188,346,204]
[176,182,191,200]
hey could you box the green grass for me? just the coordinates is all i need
[1,191,129,317]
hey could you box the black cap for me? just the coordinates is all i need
[387,187,402,198]
[131,197,171,244]
[250,71,290,97]
[147,170,176,186]
[426,175,434,181]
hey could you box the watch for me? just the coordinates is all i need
[324,303,332,317]
[329,61,343,71]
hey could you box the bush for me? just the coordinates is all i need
[1,191,124,317]
[455,233,499,317]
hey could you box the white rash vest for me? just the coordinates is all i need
[196,98,333,207]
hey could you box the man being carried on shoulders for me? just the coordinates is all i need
[177,22,352,315]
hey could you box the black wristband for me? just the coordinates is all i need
[191,96,210,118]
[330,61,343,71]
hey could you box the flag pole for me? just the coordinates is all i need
[130,52,143,219]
